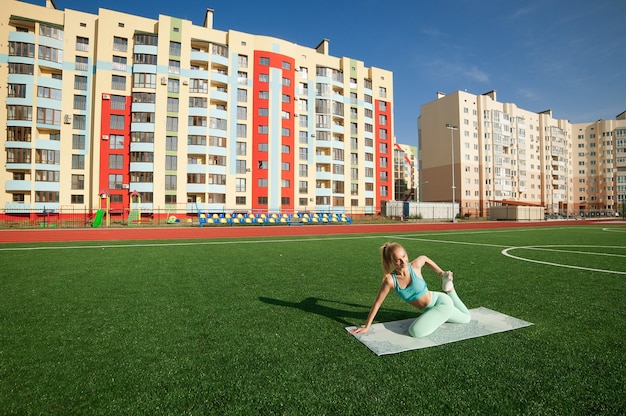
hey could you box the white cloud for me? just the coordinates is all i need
[464,66,489,83]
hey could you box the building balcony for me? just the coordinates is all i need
[5,180,31,191]
[187,163,207,174]
[130,142,154,152]
[211,53,228,67]
[129,162,154,172]
[5,202,31,213]
[190,50,209,62]
[210,89,228,103]
[211,71,228,84]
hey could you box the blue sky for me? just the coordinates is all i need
[26,0,626,145]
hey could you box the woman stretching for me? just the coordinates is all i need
[351,242,471,338]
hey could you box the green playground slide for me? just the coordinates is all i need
[92,209,105,227]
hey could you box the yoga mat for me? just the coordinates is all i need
[346,307,533,356]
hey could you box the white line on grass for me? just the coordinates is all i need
[603,227,626,233]
[502,245,626,275]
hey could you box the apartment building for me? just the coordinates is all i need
[2,0,394,216]
[393,143,417,201]
[418,90,573,218]
[572,113,626,213]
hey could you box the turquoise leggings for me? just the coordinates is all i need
[408,291,471,338]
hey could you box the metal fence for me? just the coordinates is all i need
[0,205,376,229]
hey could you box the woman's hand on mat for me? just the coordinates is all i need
[350,325,369,335]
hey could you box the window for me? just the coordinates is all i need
[72,115,86,129]
[9,63,34,75]
[72,134,85,149]
[109,155,123,169]
[165,175,177,190]
[131,172,153,183]
[6,149,31,163]
[167,97,179,112]
[133,73,156,88]
[166,117,178,131]
[236,124,247,138]
[189,79,207,93]
[189,116,206,127]
[168,60,180,74]
[113,36,128,52]
[71,75,87,91]
[110,115,125,130]
[134,53,157,65]
[237,88,247,102]
[166,136,178,151]
[8,84,27,98]
[39,24,64,40]
[111,95,126,110]
[112,75,126,90]
[75,56,88,71]
[35,170,60,182]
[168,79,179,93]
[236,160,247,174]
[236,178,246,192]
[9,41,35,57]
[130,152,153,163]
[35,191,59,202]
[7,105,33,121]
[71,174,85,190]
[76,36,89,52]
[109,174,124,189]
[74,95,87,110]
[112,55,127,71]
[71,154,85,169]
[165,155,177,170]
[189,97,207,108]
[259,57,270,65]
[169,41,181,56]
[110,135,124,149]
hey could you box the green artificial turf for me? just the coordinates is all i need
[1,225,624,415]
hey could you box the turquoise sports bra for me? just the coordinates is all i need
[391,265,428,302]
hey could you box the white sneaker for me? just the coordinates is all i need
[442,271,454,292]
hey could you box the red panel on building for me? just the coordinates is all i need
[99,93,131,212]
[251,52,295,212]
[374,99,392,212]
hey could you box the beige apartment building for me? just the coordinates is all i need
[419,90,573,218]
[2,0,394,219]
[572,113,626,214]
[393,143,418,201]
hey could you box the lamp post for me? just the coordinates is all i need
[446,124,458,222]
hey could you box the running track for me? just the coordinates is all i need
[1,219,621,243]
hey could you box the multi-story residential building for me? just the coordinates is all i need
[572,112,626,214]
[393,143,417,201]
[1,0,394,217]
[418,90,573,218]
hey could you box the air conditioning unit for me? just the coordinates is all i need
[161,77,167,85]
[122,184,129,189]
[63,115,71,124]
[102,94,111,100]
[182,80,189,85]
[102,135,109,141]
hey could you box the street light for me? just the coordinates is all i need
[446,124,458,222]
